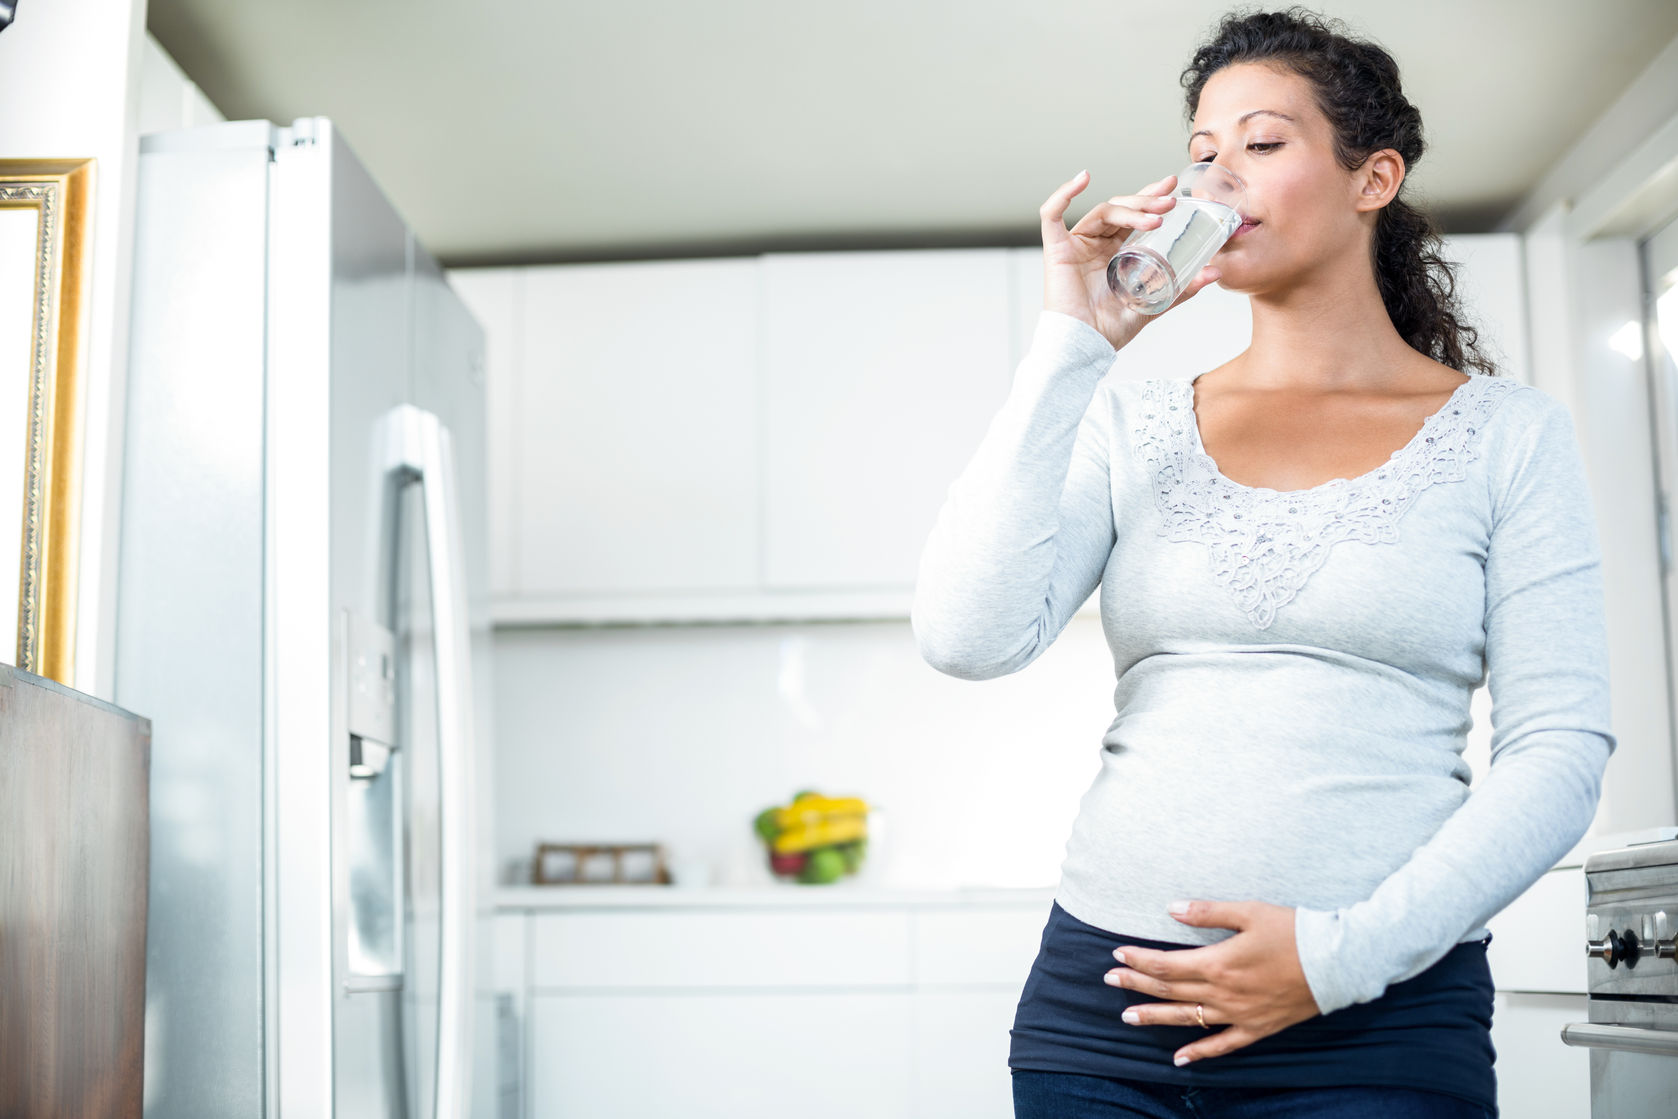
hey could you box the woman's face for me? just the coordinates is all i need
[1187,61,1383,296]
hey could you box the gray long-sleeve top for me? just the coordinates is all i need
[911,310,1617,1017]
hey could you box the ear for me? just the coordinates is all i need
[1352,148,1405,213]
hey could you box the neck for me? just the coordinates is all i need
[1234,248,1418,393]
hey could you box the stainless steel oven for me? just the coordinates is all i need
[1562,837,1678,1117]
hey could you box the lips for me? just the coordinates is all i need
[1232,217,1261,238]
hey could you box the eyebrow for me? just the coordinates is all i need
[1188,110,1298,148]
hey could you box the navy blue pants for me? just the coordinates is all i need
[1010,901,1498,1116]
[1013,1070,1494,1117]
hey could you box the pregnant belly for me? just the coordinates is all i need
[1058,734,1469,924]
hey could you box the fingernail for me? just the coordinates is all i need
[1112,950,1126,963]
[1174,1054,1191,1067]
[1169,900,1191,916]
[1122,1009,1141,1025]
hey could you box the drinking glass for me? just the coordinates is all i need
[1106,162,1247,315]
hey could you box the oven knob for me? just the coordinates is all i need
[1587,929,1626,966]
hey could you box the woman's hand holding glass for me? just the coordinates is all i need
[1039,170,1224,351]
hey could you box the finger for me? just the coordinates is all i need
[1176,1025,1265,1066]
[1067,195,1175,241]
[1111,944,1207,982]
[1039,170,1091,243]
[1119,999,1222,1029]
[1171,900,1251,930]
[1104,967,1197,1001]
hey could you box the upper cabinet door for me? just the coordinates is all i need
[1438,234,1531,385]
[446,267,522,600]
[761,250,1014,591]
[516,259,761,597]
[1008,245,1252,382]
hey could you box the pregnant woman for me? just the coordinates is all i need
[911,8,1615,1119]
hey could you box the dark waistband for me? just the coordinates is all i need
[1008,900,1497,1112]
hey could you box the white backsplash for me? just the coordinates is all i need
[491,615,1119,890]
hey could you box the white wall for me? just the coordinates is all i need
[1503,30,1678,834]
[0,8,224,701]
[0,0,150,699]
[492,617,1121,889]
[137,32,227,136]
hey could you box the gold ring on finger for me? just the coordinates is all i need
[1196,1003,1208,1029]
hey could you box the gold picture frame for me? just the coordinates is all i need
[2,158,92,684]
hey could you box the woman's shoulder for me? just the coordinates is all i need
[1097,374,1185,416]
[1460,372,1571,448]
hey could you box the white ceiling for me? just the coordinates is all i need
[147,0,1678,266]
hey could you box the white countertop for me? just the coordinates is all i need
[494,827,1677,913]
[497,883,1059,910]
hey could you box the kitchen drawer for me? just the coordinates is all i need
[529,909,913,989]
[532,991,913,1118]
[911,905,1049,985]
[912,989,1021,1119]
[1486,865,1587,994]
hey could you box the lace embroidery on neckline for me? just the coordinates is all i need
[1131,374,1522,629]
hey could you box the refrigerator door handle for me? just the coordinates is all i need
[383,403,477,1118]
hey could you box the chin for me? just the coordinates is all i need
[1209,255,1289,298]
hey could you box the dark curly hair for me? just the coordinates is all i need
[1181,6,1498,377]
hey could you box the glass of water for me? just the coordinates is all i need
[1107,162,1247,315]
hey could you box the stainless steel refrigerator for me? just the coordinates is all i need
[117,117,500,1117]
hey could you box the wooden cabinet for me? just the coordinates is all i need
[0,665,151,1118]
[453,235,1528,625]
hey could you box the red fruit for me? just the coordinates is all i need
[769,851,808,876]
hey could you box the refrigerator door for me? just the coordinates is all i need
[309,116,415,1119]
[314,119,482,1116]
[410,241,501,1119]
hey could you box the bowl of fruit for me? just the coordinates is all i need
[753,790,871,885]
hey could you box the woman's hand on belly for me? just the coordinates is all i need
[1103,899,1321,1067]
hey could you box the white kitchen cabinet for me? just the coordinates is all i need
[527,908,913,988]
[512,258,761,602]
[1488,992,1591,1118]
[760,249,1015,591]
[912,990,1020,1119]
[531,991,915,1119]
[1440,234,1532,385]
[446,267,522,600]
[457,236,1528,624]
[1485,865,1587,994]
[506,890,1052,1119]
